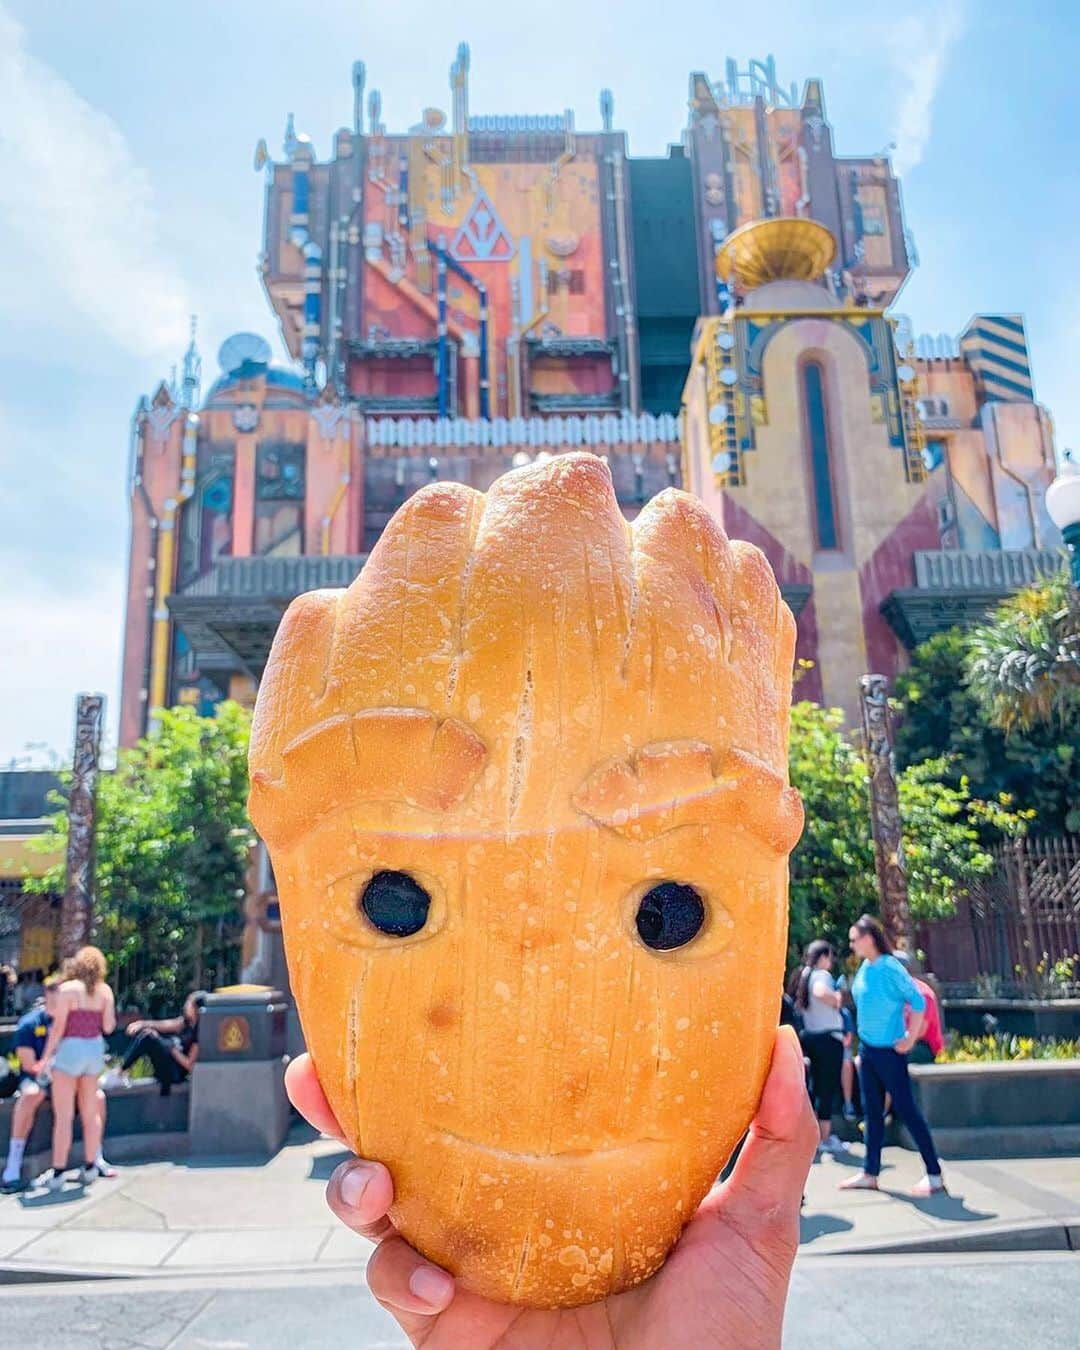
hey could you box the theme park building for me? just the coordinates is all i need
[119,51,1063,747]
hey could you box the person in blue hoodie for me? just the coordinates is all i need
[839,914,947,1196]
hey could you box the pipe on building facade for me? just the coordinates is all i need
[352,60,366,135]
[288,143,324,383]
[545,110,577,212]
[148,413,199,727]
[478,283,490,419]
[432,242,490,418]
[302,241,323,381]
[130,406,160,740]
[611,147,640,413]
[326,220,340,380]
[437,251,450,417]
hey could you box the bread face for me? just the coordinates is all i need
[249,452,802,1307]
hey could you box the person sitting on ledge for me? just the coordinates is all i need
[118,991,207,1096]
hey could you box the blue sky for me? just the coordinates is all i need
[1,0,1077,764]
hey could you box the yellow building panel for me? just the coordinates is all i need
[811,569,869,714]
[1,835,62,879]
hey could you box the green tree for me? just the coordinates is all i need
[895,627,1080,834]
[787,702,1025,956]
[897,757,1018,921]
[966,572,1080,732]
[787,702,875,955]
[26,703,253,1013]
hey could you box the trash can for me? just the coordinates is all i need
[189,985,291,1157]
[199,985,288,1063]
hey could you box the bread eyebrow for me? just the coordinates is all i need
[572,744,803,853]
[250,708,488,845]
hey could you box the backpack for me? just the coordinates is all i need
[780,991,804,1037]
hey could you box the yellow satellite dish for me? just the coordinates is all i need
[716,217,837,289]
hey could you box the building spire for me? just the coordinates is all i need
[180,315,202,410]
[283,112,299,159]
[352,61,366,134]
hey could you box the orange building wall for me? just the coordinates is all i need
[359,152,611,415]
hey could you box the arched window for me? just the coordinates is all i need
[801,361,839,550]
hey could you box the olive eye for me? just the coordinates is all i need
[360,870,431,937]
[635,882,706,951]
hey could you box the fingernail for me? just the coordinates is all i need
[339,1163,374,1209]
[409,1265,453,1308]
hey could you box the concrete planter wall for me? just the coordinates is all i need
[905,1059,1080,1157]
[942,999,1080,1040]
[0,1080,190,1176]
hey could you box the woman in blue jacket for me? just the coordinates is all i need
[839,914,947,1195]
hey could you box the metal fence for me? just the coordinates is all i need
[106,915,246,1014]
[918,835,1080,994]
[0,884,245,1016]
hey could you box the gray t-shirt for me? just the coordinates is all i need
[801,969,844,1035]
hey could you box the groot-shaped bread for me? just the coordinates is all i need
[249,452,803,1308]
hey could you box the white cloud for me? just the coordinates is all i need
[888,1,968,177]
[0,6,190,358]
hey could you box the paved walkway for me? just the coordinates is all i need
[2,1124,1079,1281]
[0,1127,365,1280]
[800,1145,1080,1255]
[2,1255,1079,1348]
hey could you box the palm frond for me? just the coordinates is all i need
[966,572,1080,731]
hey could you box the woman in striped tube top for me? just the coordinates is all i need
[37,946,116,1189]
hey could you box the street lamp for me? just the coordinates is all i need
[1046,460,1080,587]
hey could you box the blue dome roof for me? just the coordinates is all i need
[205,360,308,404]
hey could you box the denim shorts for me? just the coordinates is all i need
[52,1035,106,1078]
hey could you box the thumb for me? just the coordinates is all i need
[285,1052,348,1147]
[705,1026,817,1244]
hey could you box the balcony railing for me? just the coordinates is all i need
[363,412,681,450]
[913,548,1064,591]
[179,555,367,599]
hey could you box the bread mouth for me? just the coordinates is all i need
[435,1130,667,1164]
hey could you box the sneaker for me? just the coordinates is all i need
[823,1135,851,1155]
[842,1101,857,1123]
[1,1175,26,1194]
[94,1156,118,1179]
[80,1165,101,1185]
[99,1069,130,1091]
[34,1168,64,1192]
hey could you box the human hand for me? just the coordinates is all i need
[286,1025,817,1350]
[893,1036,915,1055]
[127,1021,144,1036]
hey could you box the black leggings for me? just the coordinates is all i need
[121,1030,186,1091]
[860,1044,941,1178]
[802,1031,844,1123]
